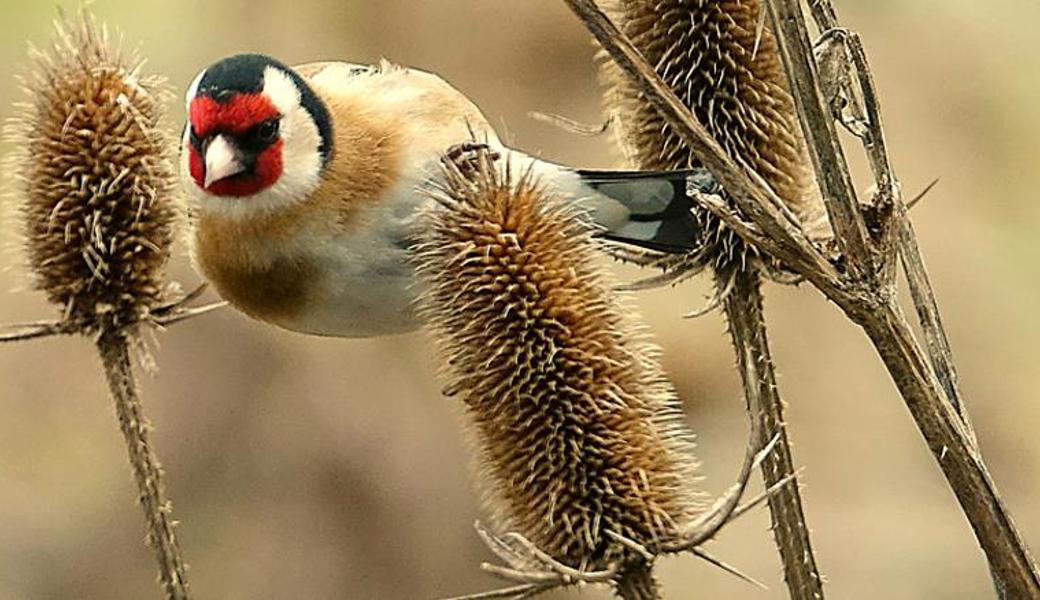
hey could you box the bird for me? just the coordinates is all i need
[179,53,715,337]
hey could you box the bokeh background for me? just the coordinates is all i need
[0,1,1037,598]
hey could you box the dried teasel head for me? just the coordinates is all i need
[600,0,824,272]
[415,154,703,569]
[9,12,176,334]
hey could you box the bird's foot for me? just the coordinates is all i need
[442,141,500,178]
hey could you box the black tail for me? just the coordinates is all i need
[576,167,717,254]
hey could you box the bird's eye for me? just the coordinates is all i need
[188,127,203,150]
[257,119,280,143]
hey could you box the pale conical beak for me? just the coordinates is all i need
[204,134,246,188]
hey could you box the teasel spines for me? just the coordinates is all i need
[601,0,821,270]
[13,13,175,334]
[596,4,829,597]
[415,155,702,569]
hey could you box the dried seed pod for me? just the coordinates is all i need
[600,0,824,268]
[596,4,828,598]
[11,13,175,333]
[415,155,702,569]
[2,12,191,599]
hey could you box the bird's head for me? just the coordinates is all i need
[181,54,332,214]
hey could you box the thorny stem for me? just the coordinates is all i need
[569,0,828,594]
[895,214,977,443]
[563,0,1040,596]
[765,1,874,284]
[96,329,190,600]
[831,22,977,446]
[766,0,1037,595]
[560,0,843,292]
[723,267,825,600]
[812,4,975,445]
[854,303,1040,598]
[0,295,224,343]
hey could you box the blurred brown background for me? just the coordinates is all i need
[0,1,1037,599]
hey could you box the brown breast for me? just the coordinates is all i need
[195,213,319,325]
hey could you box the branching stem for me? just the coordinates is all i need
[562,0,1040,596]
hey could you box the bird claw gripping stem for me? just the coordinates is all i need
[441,141,501,178]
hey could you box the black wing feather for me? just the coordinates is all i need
[576,167,718,253]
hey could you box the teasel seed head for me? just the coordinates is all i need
[10,11,176,334]
[415,155,703,568]
[600,0,824,271]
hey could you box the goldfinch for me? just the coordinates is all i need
[179,54,712,337]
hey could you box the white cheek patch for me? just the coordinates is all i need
[264,67,324,211]
[263,67,301,114]
[184,70,205,108]
[268,110,323,203]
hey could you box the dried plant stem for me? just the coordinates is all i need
[856,305,1039,596]
[563,0,1040,596]
[96,330,189,600]
[723,267,824,600]
[0,321,78,342]
[815,8,976,445]
[764,1,1038,595]
[0,300,225,343]
[6,9,194,597]
[593,0,826,595]
[764,5,872,283]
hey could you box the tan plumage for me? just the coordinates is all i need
[189,61,498,334]
[415,157,702,570]
[182,55,717,337]
[194,73,405,324]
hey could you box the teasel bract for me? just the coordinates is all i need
[6,11,189,599]
[599,1,827,597]
[601,0,823,274]
[415,155,703,597]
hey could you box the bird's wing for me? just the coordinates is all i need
[574,168,718,254]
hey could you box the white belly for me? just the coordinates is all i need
[270,152,613,338]
[276,180,428,338]
[288,246,419,338]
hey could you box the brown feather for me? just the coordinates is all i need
[194,71,403,324]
